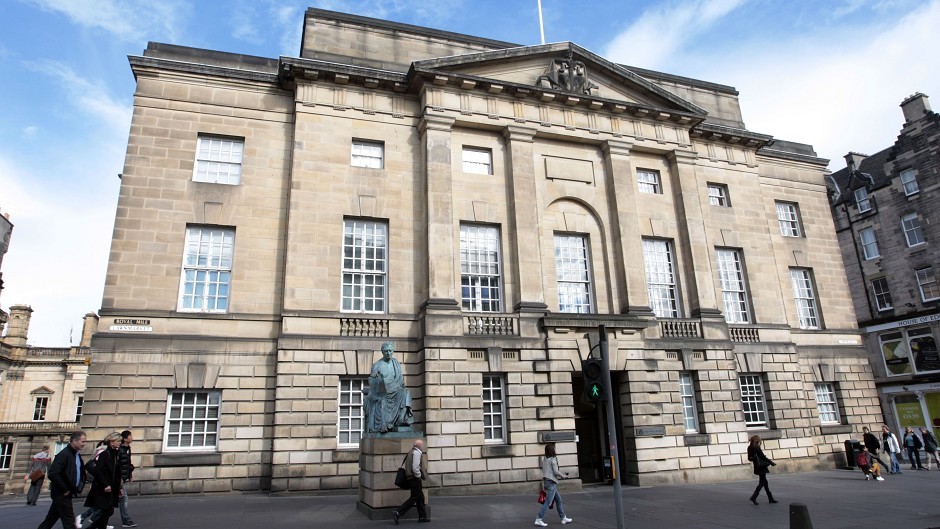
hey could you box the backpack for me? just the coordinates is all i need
[855,451,869,467]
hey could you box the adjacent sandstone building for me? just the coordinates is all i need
[83,9,881,495]
[829,93,940,439]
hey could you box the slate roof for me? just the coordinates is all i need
[828,146,894,205]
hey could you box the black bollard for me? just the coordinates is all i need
[789,502,814,529]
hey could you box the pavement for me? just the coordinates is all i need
[4,468,940,529]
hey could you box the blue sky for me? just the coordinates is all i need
[1,0,938,346]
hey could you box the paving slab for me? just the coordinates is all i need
[4,469,940,529]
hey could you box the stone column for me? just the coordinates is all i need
[667,149,720,319]
[418,114,459,310]
[601,140,651,315]
[503,125,547,313]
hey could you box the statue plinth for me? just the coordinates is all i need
[356,433,429,520]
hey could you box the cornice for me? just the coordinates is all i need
[690,122,773,148]
[129,55,279,84]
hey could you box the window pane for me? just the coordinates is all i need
[716,249,750,323]
[164,391,221,450]
[900,169,919,195]
[194,136,244,185]
[179,227,235,313]
[554,235,592,313]
[814,383,839,424]
[739,374,767,426]
[482,375,507,442]
[902,214,925,247]
[341,221,388,313]
[463,147,493,175]
[776,202,801,237]
[916,267,940,302]
[643,239,679,318]
[790,268,819,329]
[338,378,367,446]
[871,278,893,311]
[461,225,502,312]
[860,228,879,260]
[351,140,384,168]
[637,170,661,194]
[679,372,698,433]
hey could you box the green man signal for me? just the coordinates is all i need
[582,358,605,402]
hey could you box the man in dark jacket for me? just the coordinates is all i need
[36,431,86,529]
[862,426,888,468]
[117,430,137,527]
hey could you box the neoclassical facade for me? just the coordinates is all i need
[83,9,881,495]
[829,93,940,440]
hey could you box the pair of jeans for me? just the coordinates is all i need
[36,491,77,529]
[536,479,567,520]
[924,449,940,469]
[118,490,131,523]
[888,451,902,473]
[906,447,923,468]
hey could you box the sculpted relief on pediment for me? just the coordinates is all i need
[535,52,597,95]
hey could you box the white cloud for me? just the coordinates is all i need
[28,60,132,134]
[22,126,39,139]
[602,0,940,169]
[24,0,189,42]
[601,0,748,67]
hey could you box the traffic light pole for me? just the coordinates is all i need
[598,325,625,529]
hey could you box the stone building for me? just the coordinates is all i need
[829,93,940,440]
[0,306,97,494]
[83,8,881,496]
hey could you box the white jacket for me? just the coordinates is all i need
[884,433,901,454]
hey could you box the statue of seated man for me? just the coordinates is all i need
[365,342,413,433]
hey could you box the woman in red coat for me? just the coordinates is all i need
[84,432,123,529]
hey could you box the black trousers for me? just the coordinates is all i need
[397,477,427,520]
[750,473,774,500]
[36,491,76,529]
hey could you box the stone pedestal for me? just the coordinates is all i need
[356,433,429,520]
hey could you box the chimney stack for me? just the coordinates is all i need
[901,93,931,124]
[80,312,99,347]
[5,304,33,348]
[844,152,868,172]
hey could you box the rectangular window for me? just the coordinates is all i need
[902,213,925,247]
[679,372,699,433]
[462,147,493,175]
[482,375,507,443]
[554,234,593,313]
[164,391,220,451]
[900,168,919,196]
[337,378,366,448]
[33,397,48,421]
[193,136,244,185]
[643,239,680,318]
[0,443,12,470]
[814,383,840,424]
[351,140,384,168]
[871,278,893,311]
[637,169,661,194]
[341,220,387,313]
[75,395,84,423]
[739,374,768,427]
[776,201,802,237]
[179,227,234,312]
[916,267,940,302]
[460,224,502,312]
[716,248,750,323]
[790,268,820,329]
[859,227,880,260]
[707,183,730,207]
[854,188,871,213]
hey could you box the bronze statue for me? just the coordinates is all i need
[364,342,414,433]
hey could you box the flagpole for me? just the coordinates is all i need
[537,0,546,44]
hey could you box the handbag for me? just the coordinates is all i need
[537,489,547,504]
[394,454,409,489]
[29,469,45,482]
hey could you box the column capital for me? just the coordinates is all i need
[667,148,698,165]
[418,114,456,135]
[601,139,634,158]
[503,125,536,143]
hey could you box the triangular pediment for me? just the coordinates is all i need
[31,386,54,395]
[412,42,706,117]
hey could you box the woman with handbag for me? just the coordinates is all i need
[534,443,572,526]
[83,432,123,529]
[747,435,777,505]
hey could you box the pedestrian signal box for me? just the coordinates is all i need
[582,357,605,402]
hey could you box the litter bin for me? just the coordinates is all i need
[844,439,862,468]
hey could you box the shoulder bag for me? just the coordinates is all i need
[394,454,409,489]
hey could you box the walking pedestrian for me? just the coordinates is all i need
[919,427,940,470]
[903,427,926,470]
[882,425,902,474]
[534,442,572,526]
[36,431,86,529]
[117,431,137,527]
[392,439,429,524]
[83,432,123,529]
[747,435,777,505]
[25,445,52,506]
[861,427,888,468]
[77,441,110,529]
